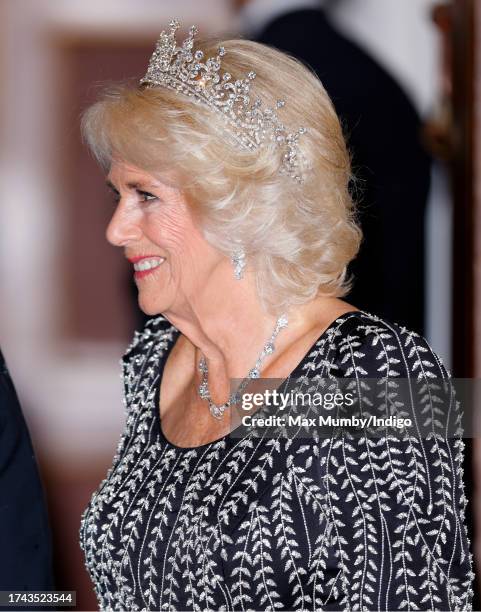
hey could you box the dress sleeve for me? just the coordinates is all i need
[315,317,475,611]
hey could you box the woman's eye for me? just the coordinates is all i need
[137,190,157,203]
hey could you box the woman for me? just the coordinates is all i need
[79,20,474,611]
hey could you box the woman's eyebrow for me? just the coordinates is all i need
[105,179,157,191]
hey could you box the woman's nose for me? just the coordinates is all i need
[106,201,142,247]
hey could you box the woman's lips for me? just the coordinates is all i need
[134,267,161,279]
[130,256,166,279]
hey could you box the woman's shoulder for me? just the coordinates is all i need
[327,308,426,341]
[317,309,449,379]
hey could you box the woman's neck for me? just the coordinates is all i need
[162,278,286,379]
[161,273,354,409]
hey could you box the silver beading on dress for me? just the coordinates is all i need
[140,19,308,183]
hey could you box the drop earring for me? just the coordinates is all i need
[231,248,246,280]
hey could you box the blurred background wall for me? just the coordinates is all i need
[0,0,477,609]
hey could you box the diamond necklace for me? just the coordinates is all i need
[197,314,289,419]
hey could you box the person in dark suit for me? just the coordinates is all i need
[236,0,431,334]
[0,348,54,590]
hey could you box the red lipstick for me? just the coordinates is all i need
[127,255,162,263]
[127,255,166,279]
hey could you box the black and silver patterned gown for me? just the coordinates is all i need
[80,311,474,611]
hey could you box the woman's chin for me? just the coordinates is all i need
[137,295,168,317]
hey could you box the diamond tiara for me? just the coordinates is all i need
[140,19,308,183]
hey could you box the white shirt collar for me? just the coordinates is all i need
[239,0,324,38]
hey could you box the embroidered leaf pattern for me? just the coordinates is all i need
[80,312,474,610]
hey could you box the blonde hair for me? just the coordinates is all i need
[81,37,362,314]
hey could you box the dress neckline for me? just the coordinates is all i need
[153,309,364,451]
